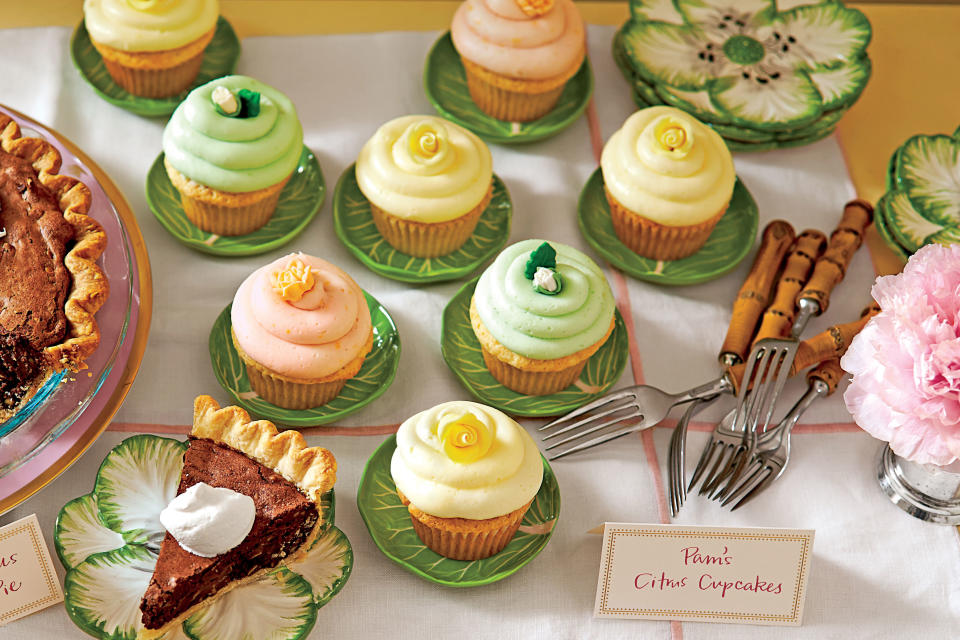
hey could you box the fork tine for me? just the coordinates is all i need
[538,389,635,431]
[740,347,777,431]
[542,408,643,451]
[729,468,778,511]
[668,425,682,517]
[688,439,722,491]
[757,350,793,433]
[546,422,647,460]
[697,444,737,496]
[710,429,758,501]
[541,400,639,441]
[719,461,768,507]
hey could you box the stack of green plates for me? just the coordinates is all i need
[875,126,960,260]
[614,0,871,152]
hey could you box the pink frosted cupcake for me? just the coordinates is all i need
[231,253,373,409]
[451,0,586,122]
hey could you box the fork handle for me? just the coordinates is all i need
[719,220,795,365]
[753,230,827,343]
[796,199,874,314]
[808,358,845,396]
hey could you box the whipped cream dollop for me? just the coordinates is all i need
[159,482,256,558]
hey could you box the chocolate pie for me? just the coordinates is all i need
[138,396,337,638]
[0,114,108,421]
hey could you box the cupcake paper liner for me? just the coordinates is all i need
[480,347,588,396]
[369,184,492,258]
[605,188,726,261]
[398,489,532,561]
[460,57,580,123]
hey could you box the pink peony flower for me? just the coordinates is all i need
[841,243,960,466]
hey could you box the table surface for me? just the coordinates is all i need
[2,3,960,639]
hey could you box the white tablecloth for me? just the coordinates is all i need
[1,24,958,640]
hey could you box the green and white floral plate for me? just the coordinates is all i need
[333,164,512,283]
[146,147,325,257]
[441,278,629,417]
[578,168,758,285]
[357,434,559,587]
[209,293,400,427]
[875,126,960,257]
[424,32,593,144]
[56,435,352,640]
[615,0,871,145]
[71,17,241,118]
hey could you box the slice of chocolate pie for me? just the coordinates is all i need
[138,396,337,638]
[0,114,108,420]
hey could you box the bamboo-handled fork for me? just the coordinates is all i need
[540,220,796,461]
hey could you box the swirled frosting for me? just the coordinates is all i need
[451,0,585,79]
[355,115,492,223]
[83,0,218,52]
[475,240,615,360]
[601,106,736,226]
[390,401,543,519]
[163,75,303,193]
[231,253,372,379]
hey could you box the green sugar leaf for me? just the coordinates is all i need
[238,89,261,118]
[524,242,556,279]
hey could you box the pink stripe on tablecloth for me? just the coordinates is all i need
[106,422,401,437]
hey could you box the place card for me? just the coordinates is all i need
[594,523,814,626]
[0,514,64,626]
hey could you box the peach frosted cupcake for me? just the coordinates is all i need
[356,115,493,258]
[391,401,543,560]
[600,106,736,261]
[471,240,616,395]
[83,0,218,98]
[451,0,586,121]
[231,253,373,409]
[163,75,304,235]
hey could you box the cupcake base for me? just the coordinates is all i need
[460,54,583,123]
[90,28,215,98]
[369,183,493,258]
[605,188,727,261]
[397,488,532,561]
[166,158,292,236]
[470,297,614,395]
[232,330,373,410]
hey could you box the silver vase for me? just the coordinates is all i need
[877,444,960,524]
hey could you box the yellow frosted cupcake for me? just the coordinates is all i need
[355,115,493,258]
[600,106,736,261]
[83,0,219,98]
[391,401,544,560]
[230,253,373,409]
[163,75,304,235]
[451,0,586,122]
[471,240,616,395]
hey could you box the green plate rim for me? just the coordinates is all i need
[873,193,912,261]
[440,277,629,417]
[332,164,512,283]
[423,31,593,145]
[208,292,401,427]
[70,17,240,118]
[356,434,560,588]
[145,147,325,257]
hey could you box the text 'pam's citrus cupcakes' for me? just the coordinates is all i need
[391,401,543,560]
[231,253,373,409]
[162,75,304,236]
[356,115,493,258]
[471,240,615,395]
[600,106,736,261]
[83,0,219,98]
[451,0,585,121]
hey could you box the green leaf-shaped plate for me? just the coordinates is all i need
[209,293,401,427]
[56,434,352,640]
[441,278,629,417]
[424,31,593,144]
[578,168,758,285]
[333,164,512,283]
[357,434,560,587]
[71,17,240,118]
[146,148,325,257]
[874,193,914,261]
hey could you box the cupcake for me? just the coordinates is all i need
[600,106,736,261]
[163,75,304,236]
[83,0,218,98]
[471,240,615,395]
[356,115,493,258]
[391,401,543,560]
[231,253,373,409]
[451,0,586,122]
